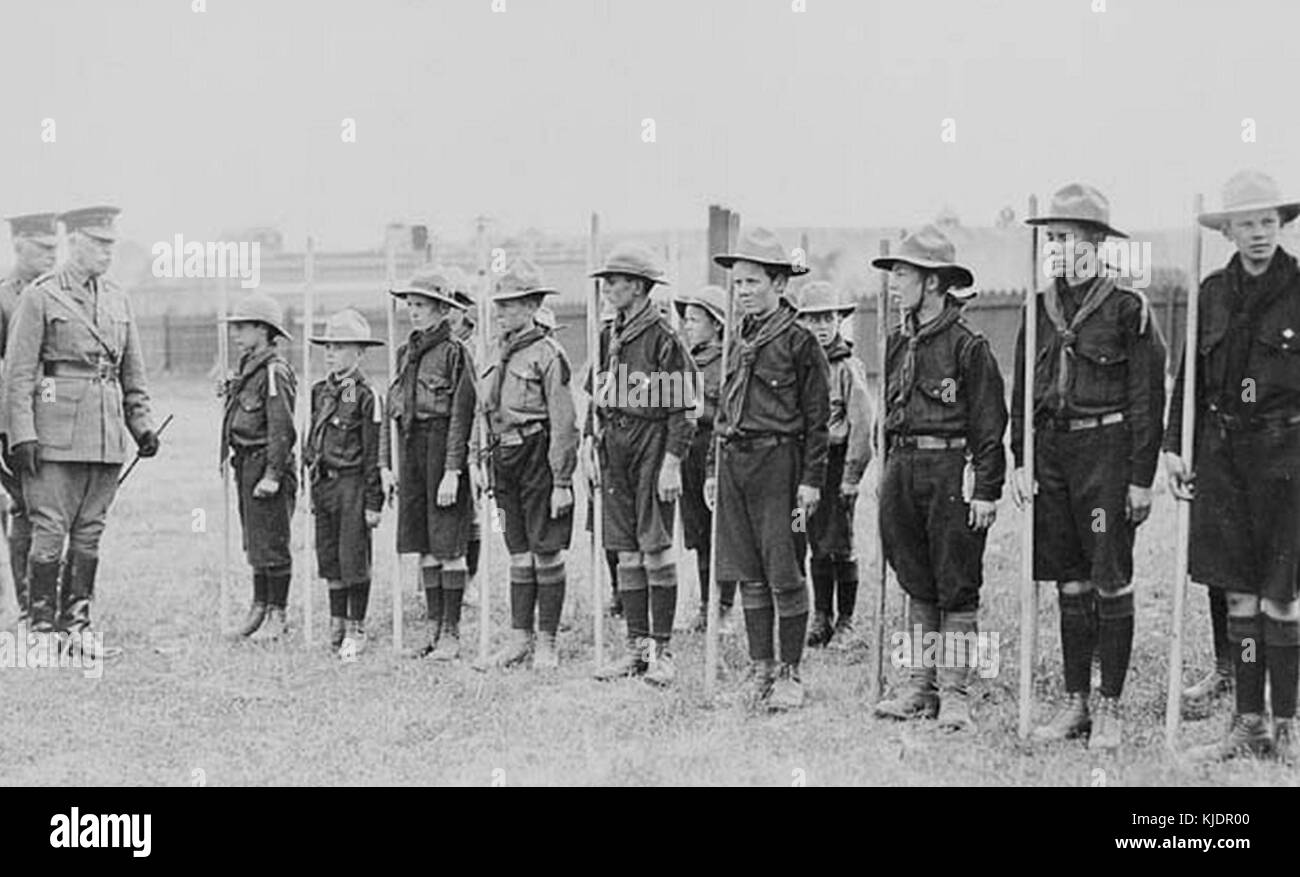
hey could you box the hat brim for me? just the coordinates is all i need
[712,254,810,275]
[1198,201,1300,230]
[308,336,384,347]
[1024,216,1128,239]
[453,292,475,307]
[78,230,118,243]
[871,257,975,290]
[797,303,856,317]
[389,287,466,309]
[590,269,668,285]
[19,234,58,247]
[492,287,559,302]
[224,316,291,341]
[673,297,726,324]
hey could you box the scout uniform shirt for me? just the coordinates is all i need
[824,334,873,487]
[379,322,475,473]
[221,346,298,479]
[688,338,723,443]
[305,368,384,512]
[5,264,154,464]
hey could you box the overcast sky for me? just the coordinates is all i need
[2,0,1296,250]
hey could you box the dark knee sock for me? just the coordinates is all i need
[741,582,775,661]
[253,571,268,604]
[605,551,620,597]
[617,563,650,639]
[719,579,737,609]
[347,581,370,622]
[328,589,347,618]
[1264,617,1299,719]
[810,556,834,616]
[834,558,859,620]
[441,569,466,631]
[267,569,291,608]
[509,562,537,630]
[775,586,809,665]
[535,557,566,636]
[1059,591,1097,695]
[647,564,677,647]
[1096,591,1135,699]
[466,539,481,579]
[1229,614,1266,715]
[1209,587,1230,670]
[696,550,711,606]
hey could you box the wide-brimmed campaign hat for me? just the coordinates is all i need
[59,205,121,242]
[713,228,809,275]
[492,258,558,301]
[390,268,465,309]
[1025,183,1127,239]
[5,212,59,246]
[534,305,565,333]
[795,281,856,317]
[871,224,976,294]
[309,308,384,347]
[1198,169,1300,230]
[445,266,476,309]
[590,242,668,286]
[673,284,727,325]
[225,292,291,340]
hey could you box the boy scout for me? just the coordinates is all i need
[381,270,476,662]
[482,261,578,670]
[220,292,297,642]
[674,284,734,633]
[588,243,696,687]
[305,309,385,656]
[0,212,58,627]
[869,227,1006,731]
[448,266,483,593]
[1012,184,1166,751]
[1167,170,1300,763]
[795,281,872,650]
[6,206,158,658]
[704,228,829,711]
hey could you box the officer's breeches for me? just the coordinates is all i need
[23,461,122,563]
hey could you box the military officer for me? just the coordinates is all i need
[1168,170,1300,763]
[1012,184,1166,751]
[0,212,58,626]
[5,206,158,657]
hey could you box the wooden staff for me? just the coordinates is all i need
[1165,193,1204,745]
[300,236,316,647]
[475,217,493,667]
[1017,195,1040,738]
[870,238,890,702]
[587,212,605,669]
[704,208,739,698]
[385,236,403,652]
[218,276,232,633]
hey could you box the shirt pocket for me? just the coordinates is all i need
[234,388,266,436]
[416,373,453,418]
[910,377,961,431]
[325,410,364,459]
[1071,333,1128,408]
[34,376,87,449]
[506,361,544,416]
[1252,325,1300,396]
[750,364,797,422]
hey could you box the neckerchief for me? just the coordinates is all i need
[398,320,451,432]
[309,368,361,457]
[720,299,800,435]
[486,324,546,412]
[1040,274,1118,407]
[691,339,722,368]
[823,333,852,363]
[887,302,963,430]
[606,298,660,375]
[220,345,278,463]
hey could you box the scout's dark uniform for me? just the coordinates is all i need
[1012,276,1165,712]
[6,263,154,637]
[593,298,695,654]
[222,347,298,613]
[1166,246,1300,739]
[711,299,830,690]
[681,336,729,615]
[306,370,382,623]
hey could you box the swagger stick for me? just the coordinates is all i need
[870,239,890,702]
[385,237,403,652]
[588,212,606,669]
[1165,194,1204,746]
[1018,195,1041,738]
[475,218,493,667]
[704,209,739,697]
[300,236,316,647]
[218,277,232,633]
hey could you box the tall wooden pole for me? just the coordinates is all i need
[588,212,605,668]
[385,237,403,652]
[300,236,316,647]
[475,217,493,667]
[870,238,890,701]
[218,277,232,633]
[1166,193,1204,746]
[1017,195,1040,738]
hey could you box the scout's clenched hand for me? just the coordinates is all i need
[1125,484,1152,525]
[252,475,280,498]
[364,509,382,528]
[1163,452,1195,501]
[550,486,573,519]
[797,484,820,519]
[657,454,682,503]
[380,467,397,506]
[703,476,717,512]
[436,470,459,507]
[968,499,997,531]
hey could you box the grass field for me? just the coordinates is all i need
[0,375,1294,787]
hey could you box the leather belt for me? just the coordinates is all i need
[495,421,546,447]
[892,435,967,451]
[1211,407,1300,432]
[315,465,360,479]
[1051,411,1125,432]
[44,360,117,382]
[721,433,794,451]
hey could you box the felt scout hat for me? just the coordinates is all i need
[1025,183,1128,239]
[492,258,558,302]
[225,292,292,340]
[713,227,809,275]
[590,242,668,286]
[871,224,976,294]
[795,280,856,317]
[534,305,564,333]
[309,308,384,347]
[1198,169,1300,231]
[446,266,476,309]
[390,267,465,309]
[59,205,121,242]
[5,212,59,246]
[673,284,727,326]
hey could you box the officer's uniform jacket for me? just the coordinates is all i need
[5,265,153,464]
[824,334,873,487]
[305,368,384,512]
[222,346,297,480]
[0,267,41,439]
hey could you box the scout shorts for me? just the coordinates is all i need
[715,437,806,591]
[396,418,471,560]
[809,441,856,561]
[493,429,573,556]
[599,415,675,554]
[312,470,372,585]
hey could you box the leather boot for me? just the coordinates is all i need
[431,622,460,662]
[235,602,267,638]
[742,659,777,709]
[1185,713,1272,762]
[767,662,806,711]
[61,554,120,661]
[1181,663,1233,720]
[1088,696,1123,751]
[1031,692,1092,742]
[329,616,347,651]
[593,635,648,680]
[827,615,857,651]
[492,628,534,668]
[54,559,74,633]
[643,640,676,687]
[806,611,834,648]
[1273,718,1296,765]
[251,606,288,642]
[875,598,940,719]
[533,630,560,670]
[27,559,61,634]
[402,619,441,659]
[339,619,367,659]
[936,610,978,731]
